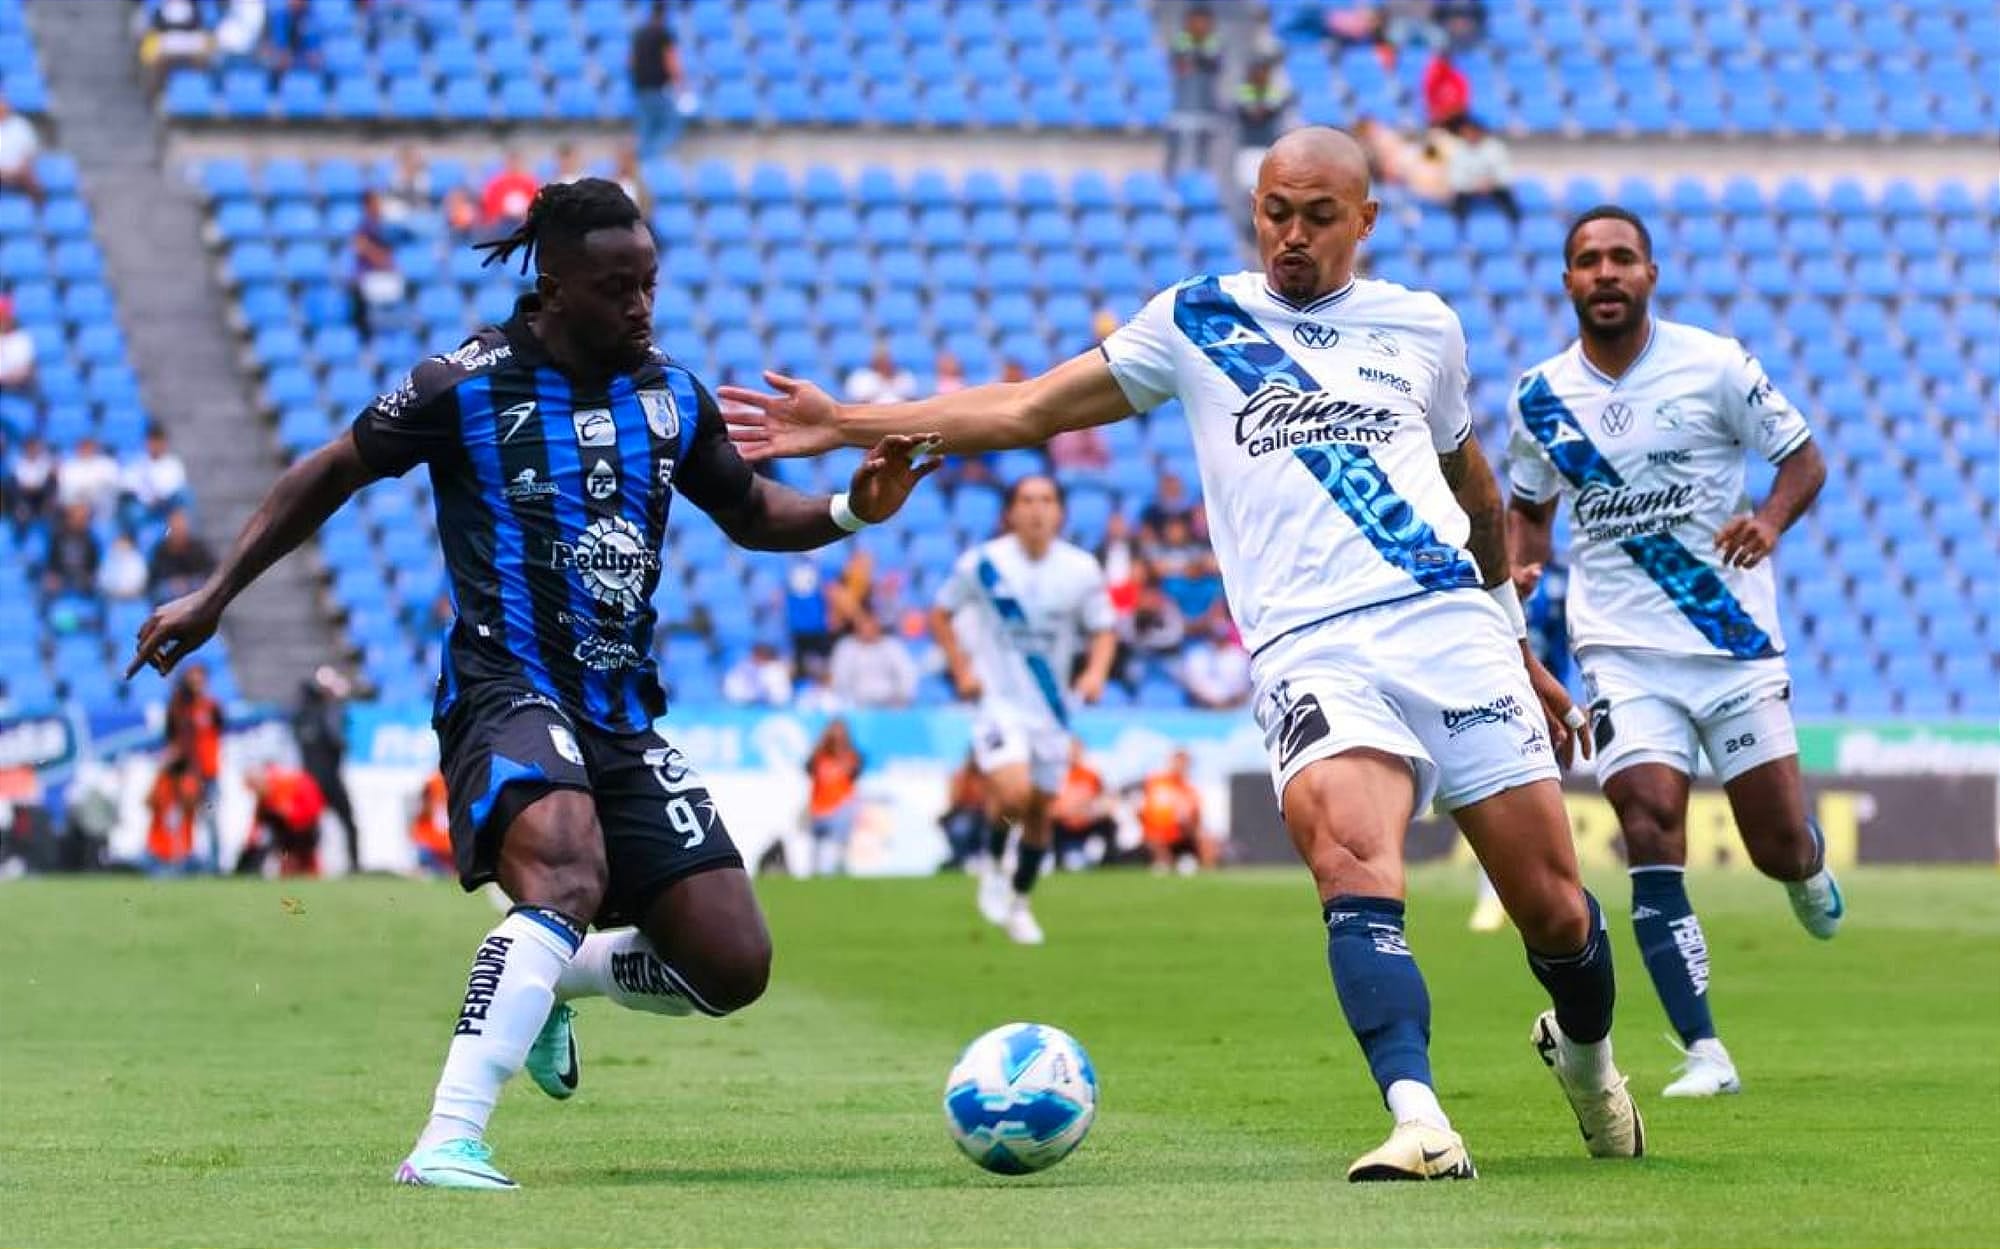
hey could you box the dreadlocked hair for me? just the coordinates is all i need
[471,177,642,276]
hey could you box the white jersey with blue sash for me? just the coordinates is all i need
[935,535,1114,730]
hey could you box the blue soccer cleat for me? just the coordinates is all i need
[394,1138,518,1190]
[524,1003,580,1100]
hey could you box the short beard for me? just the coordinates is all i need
[1574,297,1646,341]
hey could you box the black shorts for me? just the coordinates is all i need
[438,683,743,927]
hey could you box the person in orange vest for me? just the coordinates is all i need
[235,762,325,877]
[158,663,224,872]
[1137,748,1216,874]
[1050,739,1118,869]
[805,718,863,876]
[409,771,453,876]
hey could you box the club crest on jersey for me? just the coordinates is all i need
[638,388,679,440]
[1292,321,1340,350]
[551,516,660,614]
[1653,398,1685,431]
[547,725,584,766]
[1366,329,1401,357]
[572,408,616,447]
[586,458,618,501]
[1601,401,1635,437]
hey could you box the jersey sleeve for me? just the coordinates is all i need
[933,549,979,613]
[1424,301,1474,453]
[349,356,463,478]
[1719,342,1812,462]
[1504,376,1563,503]
[1099,286,1181,412]
[1077,555,1117,633]
[673,376,757,515]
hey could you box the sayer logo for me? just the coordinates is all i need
[452,934,514,1036]
[1442,694,1525,737]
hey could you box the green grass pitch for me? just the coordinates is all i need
[3,866,1997,1247]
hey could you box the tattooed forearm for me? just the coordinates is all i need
[1439,443,1510,590]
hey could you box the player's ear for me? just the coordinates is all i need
[534,270,561,310]
[1358,199,1379,240]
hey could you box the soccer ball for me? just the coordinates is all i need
[942,1022,1097,1175]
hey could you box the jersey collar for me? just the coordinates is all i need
[1263,276,1356,316]
[1574,317,1656,389]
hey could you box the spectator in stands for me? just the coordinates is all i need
[348,190,406,335]
[613,142,651,218]
[161,662,224,871]
[1122,562,1186,661]
[292,666,360,873]
[1167,4,1226,176]
[0,99,42,203]
[1138,749,1216,873]
[1098,509,1140,618]
[377,145,431,233]
[829,610,917,708]
[440,186,479,243]
[1179,613,1251,710]
[937,749,998,872]
[1139,471,1195,538]
[1353,115,1449,202]
[148,508,216,601]
[933,350,968,395]
[826,546,876,635]
[56,436,121,518]
[1436,0,1488,49]
[551,142,588,186]
[1047,423,1110,472]
[1050,739,1117,870]
[120,424,189,526]
[1147,514,1223,620]
[1233,54,1295,195]
[844,341,919,406]
[98,533,149,601]
[1422,47,1471,125]
[0,293,34,392]
[1443,115,1518,221]
[41,502,100,597]
[785,558,834,679]
[723,641,794,706]
[233,762,323,878]
[211,0,266,64]
[629,1,685,158]
[6,433,57,527]
[1382,0,1447,52]
[408,771,451,876]
[262,0,321,73]
[480,151,540,228]
[805,719,864,875]
[138,0,214,93]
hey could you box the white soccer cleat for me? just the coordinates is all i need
[1003,897,1045,946]
[1468,891,1508,933]
[977,862,1013,926]
[1784,869,1844,940]
[1662,1037,1741,1098]
[1531,1010,1646,1159]
[1346,1120,1477,1182]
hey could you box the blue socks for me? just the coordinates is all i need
[1525,890,1616,1045]
[1630,867,1716,1044]
[1324,896,1434,1097]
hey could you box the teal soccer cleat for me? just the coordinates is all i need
[394,1139,518,1190]
[525,1003,580,1100]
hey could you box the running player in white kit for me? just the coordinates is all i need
[1507,207,1844,1100]
[724,128,1645,1181]
[931,475,1117,945]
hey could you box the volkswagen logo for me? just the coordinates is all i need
[1601,400,1634,436]
[1292,321,1340,350]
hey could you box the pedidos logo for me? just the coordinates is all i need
[551,516,660,614]
[1442,694,1525,737]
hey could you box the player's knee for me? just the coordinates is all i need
[1742,820,1815,881]
[1615,799,1682,866]
[691,928,772,1014]
[1516,885,1591,954]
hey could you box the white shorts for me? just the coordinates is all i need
[1579,646,1798,785]
[972,713,1070,794]
[1250,591,1559,815]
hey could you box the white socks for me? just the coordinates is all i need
[1559,1031,1619,1091]
[1385,1079,1452,1132]
[556,928,704,1017]
[415,907,581,1151]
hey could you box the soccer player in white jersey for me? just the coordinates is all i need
[1506,206,1843,1100]
[725,128,1646,1181]
[931,475,1118,945]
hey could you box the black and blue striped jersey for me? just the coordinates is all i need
[350,295,753,733]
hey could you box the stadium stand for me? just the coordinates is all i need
[194,142,1997,717]
[1274,0,1999,138]
[0,188,239,714]
[157,0,1170,130]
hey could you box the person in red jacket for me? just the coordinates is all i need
[235,763,326,877]
[1422,50,1470,126]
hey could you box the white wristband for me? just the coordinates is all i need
[829,491,869,533]
[1489,582,1529,640]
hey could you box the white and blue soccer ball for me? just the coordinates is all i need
[942,1022,1097,1175]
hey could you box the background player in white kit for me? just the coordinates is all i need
[931,474,1117,945]
[1507,206,1844,1100]
[726,128,1646,1182]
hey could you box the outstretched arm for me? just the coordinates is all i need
[127,431,378,677]
[719,350,1136,462]
[701,434,942,552]
[1508,493,1559,598]
[1716,439,1825,569]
